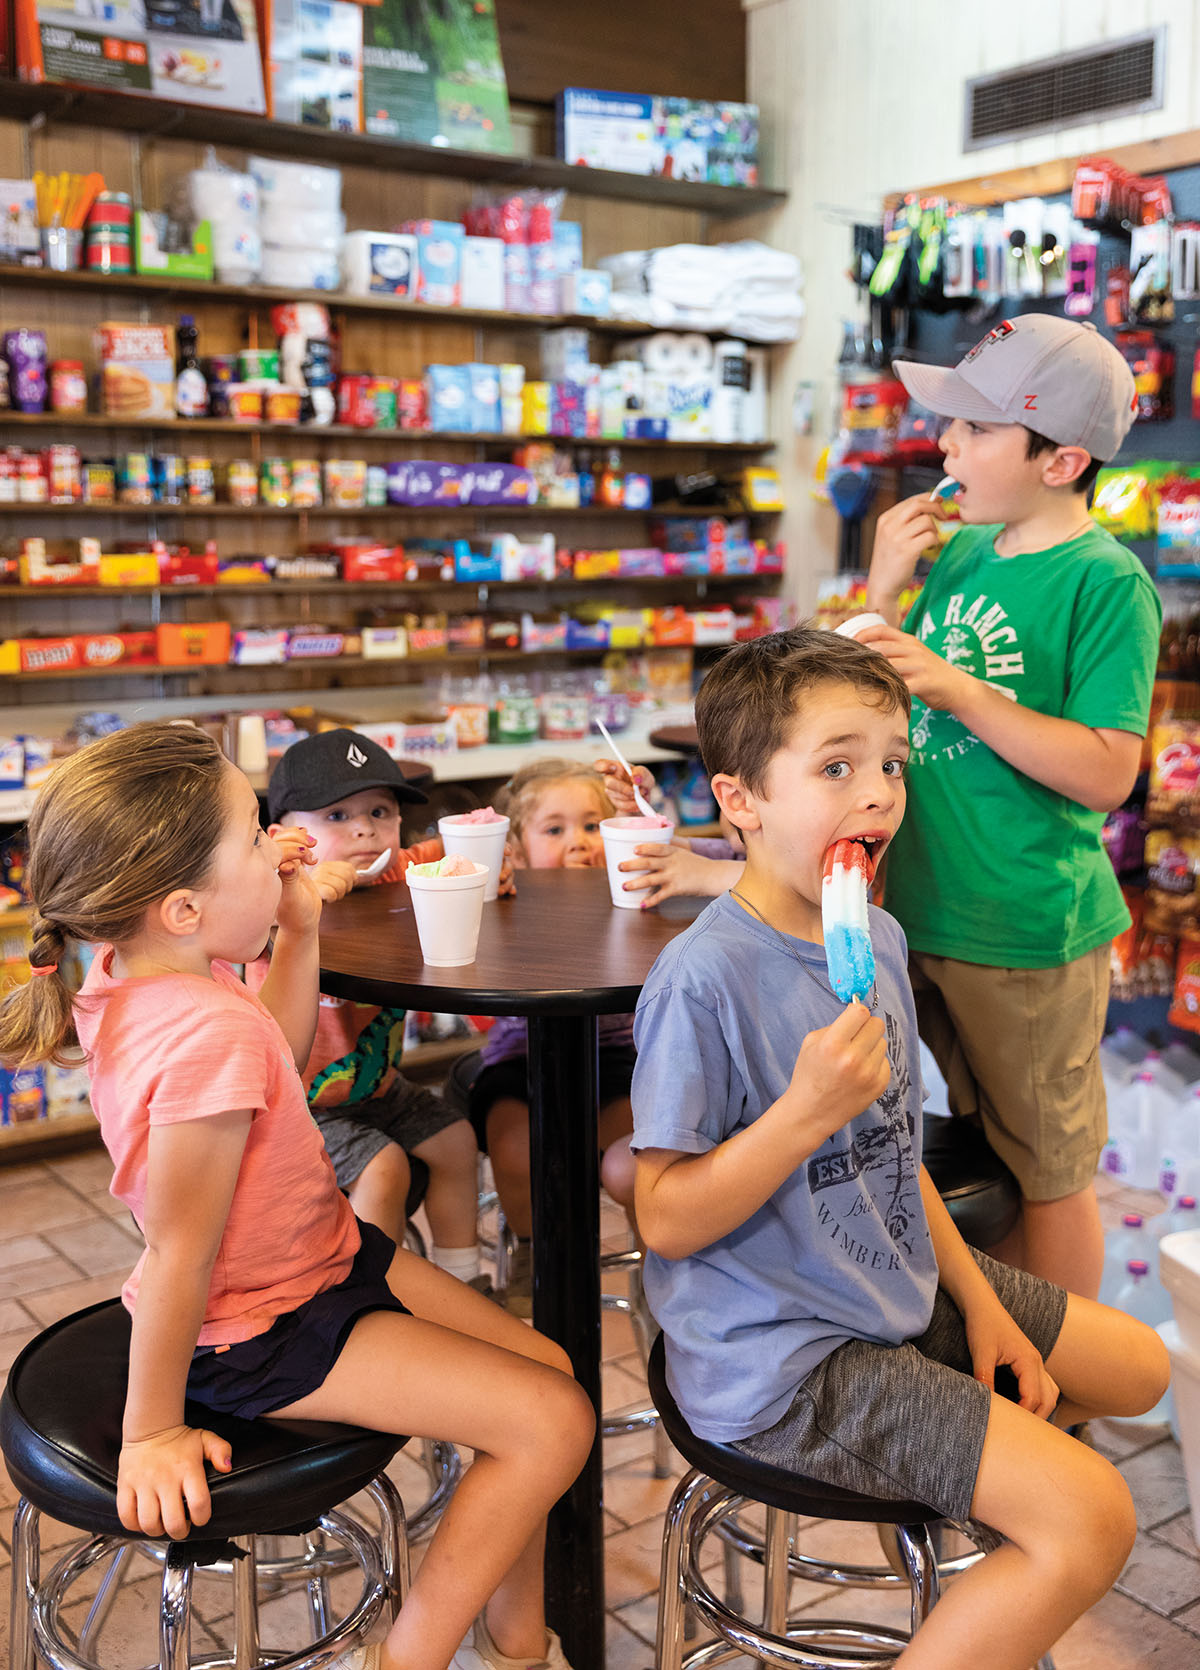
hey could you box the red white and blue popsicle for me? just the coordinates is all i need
[821,839,875,1003]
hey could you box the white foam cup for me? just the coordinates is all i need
[438,813,510,902]
[600,816,676,909]
[835,612,889,641]
[406,860,489,966]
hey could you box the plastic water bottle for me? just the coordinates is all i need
[1159,1089,1200,1203]
[1099,1213,1149,1308]
[1101,1028,1148,1104]
[1152,1196,1200,1245]
[1161,1042,1200,1087]
[1111,1260,1175,1426]
[1102,1071,1173,1190]
[1141,1049,1188,1098]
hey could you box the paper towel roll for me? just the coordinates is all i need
[742,348,768,444]
[677,332,715,374]
[711,339,748,443]
[640,333,684,376]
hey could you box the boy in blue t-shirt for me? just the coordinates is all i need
[631,627,1167,1669]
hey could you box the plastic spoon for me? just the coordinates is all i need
[930,475,958,499]
[594,718,657,819]
[356,848,392,879]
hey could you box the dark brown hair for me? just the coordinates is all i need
[695,625,911,796]
[0,722,228,1067]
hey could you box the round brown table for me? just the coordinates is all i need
[318,868,703,1670]
[648,722,700,758]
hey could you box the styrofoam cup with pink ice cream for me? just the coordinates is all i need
[405,854,489,965]
[438,806,510,902]
[599,814,675,909]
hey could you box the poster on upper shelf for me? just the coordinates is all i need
[361,0,511,153]
[259,0,364,131]
[14,0,267,114]
[557,88,759,186]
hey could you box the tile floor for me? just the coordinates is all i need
[1,1148,1199,1668]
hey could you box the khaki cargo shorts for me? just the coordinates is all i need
[909,944,1110,1202]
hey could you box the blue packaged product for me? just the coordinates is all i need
[386,461,412,505]
[0,1064,46,1125]
[466,362,501,432]
[426,364,473,432]
[554,221,583,276]
[402,220,465,307]
[453,538,503,582]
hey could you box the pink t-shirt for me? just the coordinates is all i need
[74,950,360,1345]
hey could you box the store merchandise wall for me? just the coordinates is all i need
[741,0,1200,614]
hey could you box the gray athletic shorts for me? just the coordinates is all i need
[312,1076,462,1191]
[733,1249,1068,1523]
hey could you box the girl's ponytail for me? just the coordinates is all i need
[0,916,79,1067]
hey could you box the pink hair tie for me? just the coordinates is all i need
[30,963,58,977]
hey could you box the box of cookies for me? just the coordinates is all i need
[96,323,176,420]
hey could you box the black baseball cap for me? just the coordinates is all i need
[267,728,428,822]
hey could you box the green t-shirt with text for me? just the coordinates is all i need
[884,521,1161,968]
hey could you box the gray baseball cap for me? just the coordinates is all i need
[893,316,1137,461]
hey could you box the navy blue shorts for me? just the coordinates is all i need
[461,1045,637,1153]
[185,1221,410,1421]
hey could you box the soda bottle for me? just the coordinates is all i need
[175,315,208,418]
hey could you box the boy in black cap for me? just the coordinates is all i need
[248,727,488,1289]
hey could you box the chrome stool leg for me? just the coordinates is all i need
[78,1543,135,1659]
[232,1535,261,1670]
[761,1507,792,1636]
[367,1470,410,1617]
[159,1542,193,1670]
[10,1499,39,1670]
[894,1522,940,1638]
[656,1470,711,1670]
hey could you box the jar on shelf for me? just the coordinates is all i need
[589,670,631,734]
[491,676,539,745]
[435,674,491,748]
[49,360,87,414]
[541,671,590,741]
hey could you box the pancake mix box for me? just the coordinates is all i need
[96,322,175,420]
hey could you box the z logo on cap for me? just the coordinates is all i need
[963,319,1016,363]
[347,744,368,768]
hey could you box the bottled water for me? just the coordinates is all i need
[1099,1213,1148,1308]
[1161,1042,1200,1087]
[1152,1196,1199,1245]
[1111,1260,1175,1426]
[1103,1071,1174,1191]
[1159,1089,1200,1203]
[1141,1049,1188,1098]
[1101,1028,1149,1104]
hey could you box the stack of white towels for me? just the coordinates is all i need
[597,239,804,341]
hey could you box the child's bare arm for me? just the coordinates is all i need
[636,1004,890,1258]
[258,827,326,1068]
[118,1110,250,1538]
[618,841,743,906]
[865,492,950,623]
[857,624,1141,812]
[919,1166,1058,1417]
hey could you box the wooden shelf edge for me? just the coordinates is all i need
[7,572,780,599]
[0,1110,100,1161]
[3,80,787,216]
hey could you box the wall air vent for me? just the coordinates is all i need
[964,29,1165,152]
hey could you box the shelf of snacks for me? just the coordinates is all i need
[0,501,757,519]
[3,84,786,218]
[4,573,769,600]
[0,413,773,452]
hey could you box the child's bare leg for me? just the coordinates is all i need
[895,1298,1168,1668]
[410,1117,480,1248]
[486,1097,533,1238]
[598,1100,639,1242]
[990,1183,1105,1299]
[347,1142,412,1246]
[269,1249,594,1670]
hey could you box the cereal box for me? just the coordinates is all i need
[97,322,176,420]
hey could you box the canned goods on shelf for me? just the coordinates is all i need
[186,457,216,505]
[238,348,280,383]
[366,464,388,506]
[227,384,263,423]
[260,457,292,507]
[18,453,49,504]
[151,454,187,504]
[84,460,115,504]
[291,458,321,508]
[116,453,153,505]
[45,444,83,505]
[86,192,133,229]
[49,360,87,414]
[226,459,258,507]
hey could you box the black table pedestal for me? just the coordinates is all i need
[528,1013,604,1670]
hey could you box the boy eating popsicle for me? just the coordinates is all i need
[863,315,1161,1299]
[631,626,1168,1670]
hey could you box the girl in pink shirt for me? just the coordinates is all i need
[0,722,592,1670]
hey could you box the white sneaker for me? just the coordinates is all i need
[450,1614,572,1670]
[327,1644,382,1670]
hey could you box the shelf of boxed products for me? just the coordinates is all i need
[6,573,764,600]
[0,414,774,452]
[0,261,658,335]
[0,502,758,518]
[2,83,787,218]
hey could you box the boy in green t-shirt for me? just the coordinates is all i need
[862,315,1161,1301]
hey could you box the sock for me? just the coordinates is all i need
[431,1244,482,1281]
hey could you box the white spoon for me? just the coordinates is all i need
[595,718,657,819]
[930,475,958,499]
[356,848,393,879]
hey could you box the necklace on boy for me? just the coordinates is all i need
[729,887,880,1012]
